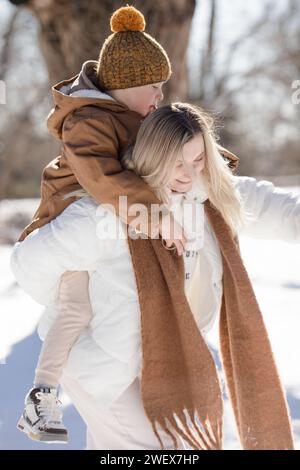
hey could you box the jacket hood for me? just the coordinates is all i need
[47,60,134,140]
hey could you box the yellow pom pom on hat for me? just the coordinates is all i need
[110,4,146,32]
[96,4,172,90]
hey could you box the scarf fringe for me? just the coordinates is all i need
[149,408,223,450]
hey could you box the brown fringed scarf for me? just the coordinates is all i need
[126,199,294,450]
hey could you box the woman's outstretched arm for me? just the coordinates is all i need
[234,176,300,243]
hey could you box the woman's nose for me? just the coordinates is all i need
[181,163,195,180]
[179,168,191,181]
[184,162,192,175]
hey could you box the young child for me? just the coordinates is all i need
[13,6,238,444]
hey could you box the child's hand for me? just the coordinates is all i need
[159,212,187,256]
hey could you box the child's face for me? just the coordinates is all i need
[110,82,165,117]
[167,133,206,194]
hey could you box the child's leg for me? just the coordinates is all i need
[17,272,90,442]
[34,271,93,388]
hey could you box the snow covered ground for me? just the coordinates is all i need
[0,192,299,450]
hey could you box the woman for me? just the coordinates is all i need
[11,103,299,450]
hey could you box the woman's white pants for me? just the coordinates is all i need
[61,374,187,450]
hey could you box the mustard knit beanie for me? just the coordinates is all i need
[96,5,172,90]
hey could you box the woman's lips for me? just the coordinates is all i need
[171,180,192,192]
[175,179,191,184]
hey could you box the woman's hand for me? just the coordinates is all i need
[159,212,187,256]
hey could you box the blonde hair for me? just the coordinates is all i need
[65,102,254,239]
[121,102,254,239]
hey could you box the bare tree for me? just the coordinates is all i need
[0,10,19,81]
[188,0,299,178]
[0,85,53,199]
[193,0,274,108]
[198,0,216,105]
[1,0,196,199]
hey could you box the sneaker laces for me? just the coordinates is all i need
[36,391,63,425]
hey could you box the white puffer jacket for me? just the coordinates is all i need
[10,176,300,410]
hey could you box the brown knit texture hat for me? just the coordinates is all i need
[96,5,172,90]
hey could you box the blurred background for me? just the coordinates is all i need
[0,0,299,450]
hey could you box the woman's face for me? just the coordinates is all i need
[168,133,206,193]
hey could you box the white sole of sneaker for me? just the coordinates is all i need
[17,416,68,444]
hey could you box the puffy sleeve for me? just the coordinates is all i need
[10,198,104,305]
[234,176,300,243]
